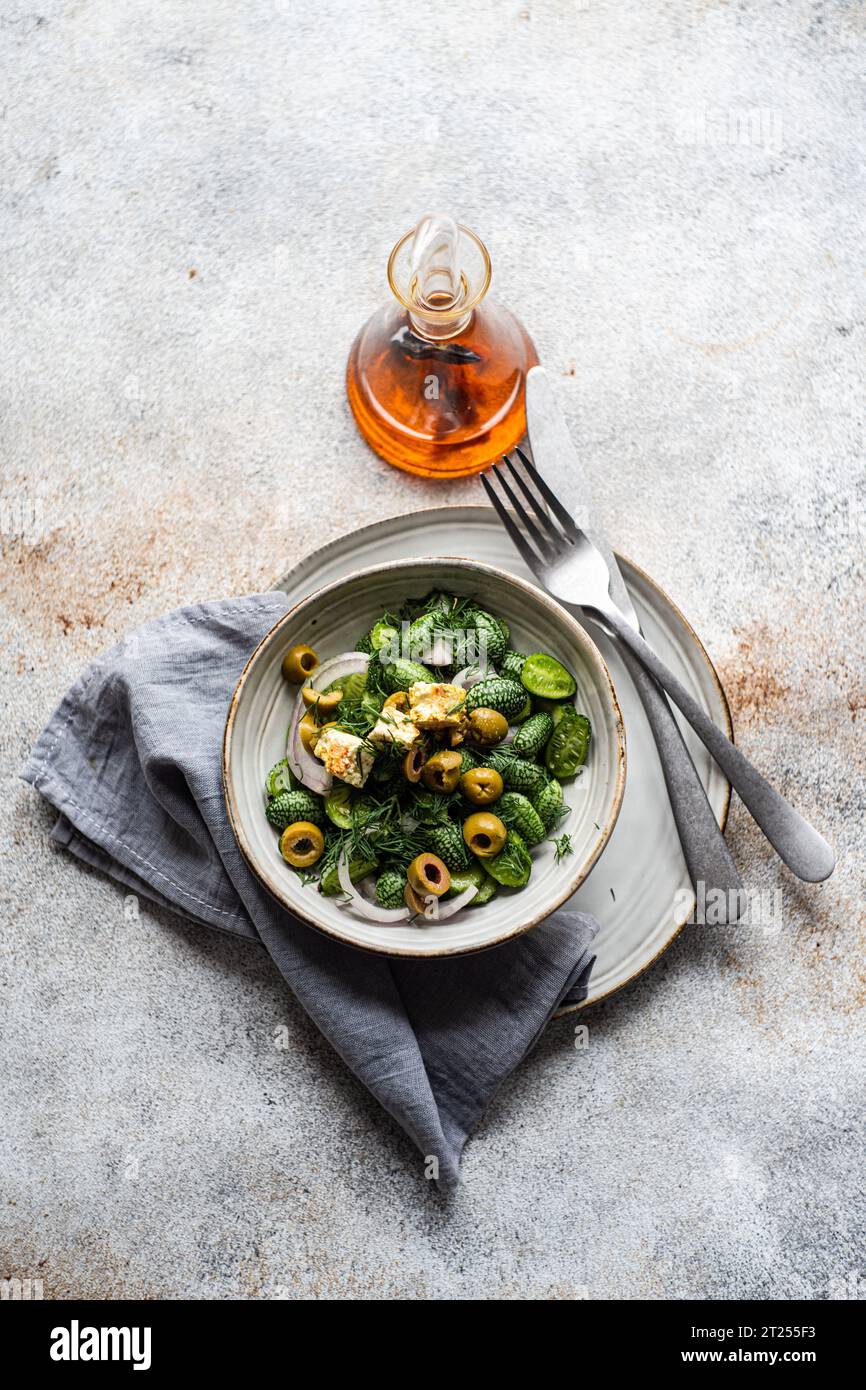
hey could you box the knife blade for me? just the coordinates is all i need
[523,364,743,920]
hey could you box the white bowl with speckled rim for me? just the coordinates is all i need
[223,558,626,958]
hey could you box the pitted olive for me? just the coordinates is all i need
[282,644,318,683]
[461,767,504,806]
[421,748,462,793]
[299,711,325,754]
[468,707,508,746]
[383,691,409,711]
[407,853,451,898]
[462,811,508,858]
[447,718,467,747]
[301,686,343,718]
[279,821,325,867]
[403,746,426,783]
[404,882,426,916]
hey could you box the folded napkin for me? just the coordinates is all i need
[21,595,599,1190]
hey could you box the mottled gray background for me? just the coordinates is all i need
[1,0,863,1300]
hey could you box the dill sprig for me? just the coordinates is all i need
[552,832,573,862]
[402,590,482,625]
[365,651,390,699]
[409,788,460,824]
[333,704,378,740]
[346,791,427,867]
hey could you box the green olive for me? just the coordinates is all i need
[404,882,426,916]
[421,748,462,793]
[301,686,343,718]
[468,707,509,746]
[299,711,326,754]
[279,821,324,867]
[403,746,426,783]
[407,852,451,898]
[282,644,318,683]
[463,811,508,858]
[461,767,504,806]
[383,690,409,711]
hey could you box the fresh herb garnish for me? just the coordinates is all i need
[409,789,457,824]
[333,704,378,739]
[322,788,429,874]
[552,832,573,862]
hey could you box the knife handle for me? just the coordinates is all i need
[619,646,744,922]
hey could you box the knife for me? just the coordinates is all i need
[524,364,744,923]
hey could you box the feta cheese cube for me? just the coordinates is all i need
[369,707,420,748]
[313,727,374,788]
[407,681,466,730]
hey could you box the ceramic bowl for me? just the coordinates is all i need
[223,557,626,958]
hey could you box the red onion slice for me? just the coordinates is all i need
[286,686,332,793]
[358,873,380,902]
[309,651,371,691]
[429,635,453,667]
[285,652,371,794]
[336,853,410,923]
[453,663,496,689]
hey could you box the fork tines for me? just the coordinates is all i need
[480,448,577,572]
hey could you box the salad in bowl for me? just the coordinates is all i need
[265,588,596,926]
[223,558,625,958]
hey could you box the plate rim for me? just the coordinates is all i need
[267,504,733,1002]
[225,553,627,959]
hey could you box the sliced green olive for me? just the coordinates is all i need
[407,853,451,898]
[299,711,325,754]
[461,767,504,806]
[446,714,468,748]
[279,821,324,867]
[403,746,426,783]
[301,686,343,718]
[404,882,426,916]
[282,644,318,683]
[468,707,509,746]
[462,811,507,858]
[421,748,462,793]
[382,690,409,711]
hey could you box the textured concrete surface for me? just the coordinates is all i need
[1,0,864,1300]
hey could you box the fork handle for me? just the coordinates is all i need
[592,603,835,883]
[575,602,742,906]
[618,644,744,916]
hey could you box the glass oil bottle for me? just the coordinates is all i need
[346,215,537,478]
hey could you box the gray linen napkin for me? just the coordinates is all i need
[21,595,599,1190]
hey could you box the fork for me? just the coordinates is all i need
[482,454,835,883]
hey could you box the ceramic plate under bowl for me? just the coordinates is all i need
[224,557,626,958]
[270,507,733,1007]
